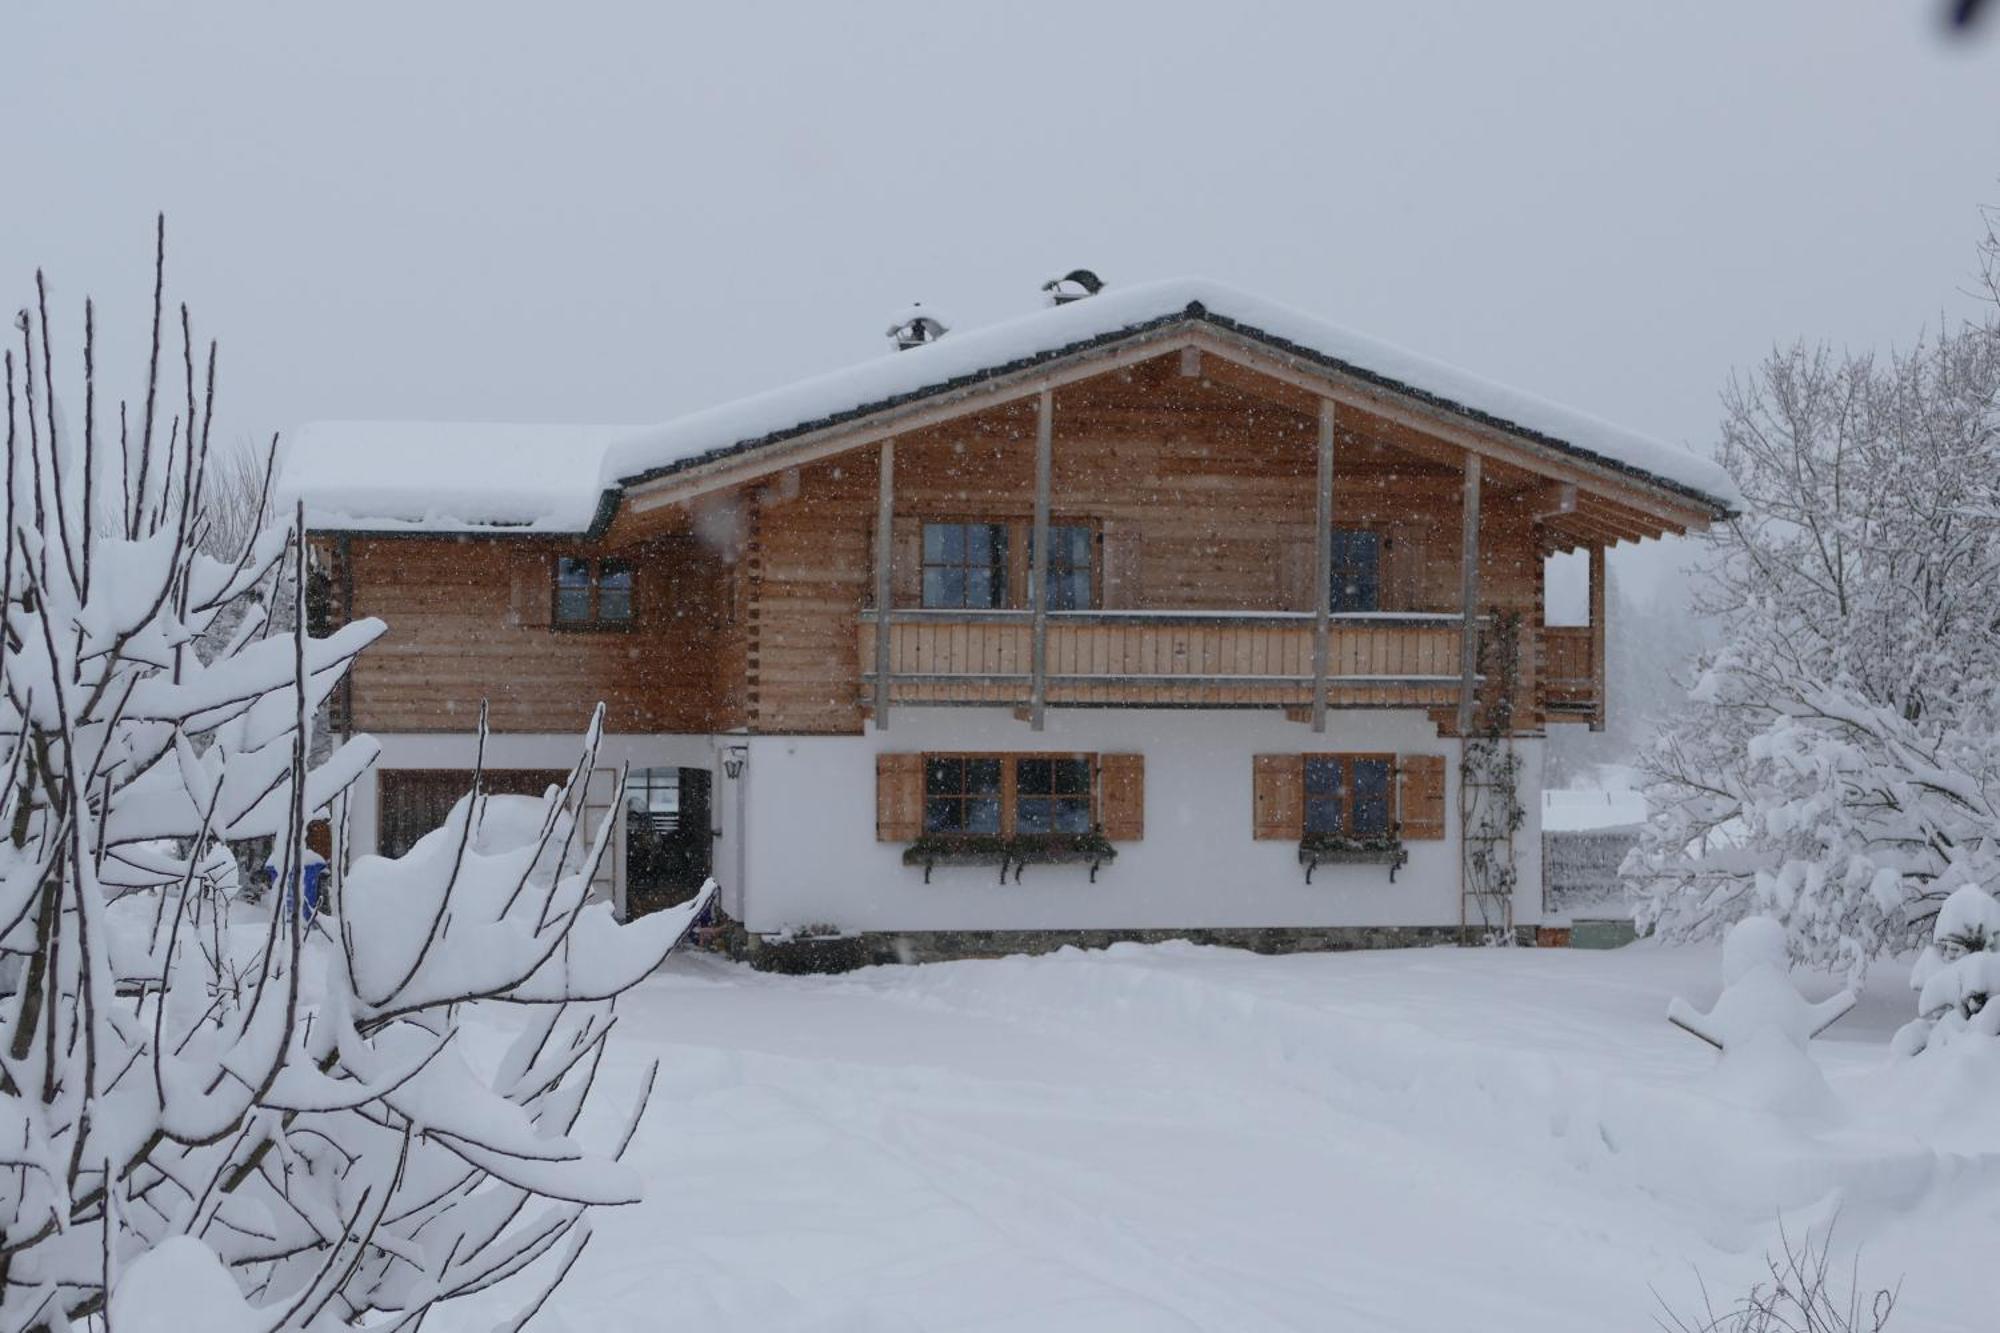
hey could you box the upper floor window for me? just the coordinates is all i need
[1031,523,1096,611]
[1329,528,1380,614]
[554,556,634,629]
[922,522,1009,609]
[1303,754,1394,837]
[917,518,1097,611]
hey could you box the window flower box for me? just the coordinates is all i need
[904,832,1117,883]
[1297,832,1408,884]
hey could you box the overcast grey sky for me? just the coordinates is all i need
[6,2,1996,514]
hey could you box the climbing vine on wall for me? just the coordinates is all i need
[1460,608,1526,942]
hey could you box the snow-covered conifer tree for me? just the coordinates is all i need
[0,221,708,1330]
[1628,234,2000,975]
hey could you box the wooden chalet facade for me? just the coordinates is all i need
[290,280,1734,961]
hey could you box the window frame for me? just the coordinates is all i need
[552,556,637,632]
[919,519,1013,611]
[919,751,1098,839]
[911,515,1100,612]
[1301,752,1398,838]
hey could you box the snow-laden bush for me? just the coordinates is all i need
[1627,261,2000,977]
[1893,885,2000,1056]
[0,225,708,1330]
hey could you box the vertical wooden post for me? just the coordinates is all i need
[872,440,895,729]
[1030,389,1053,731]
[1310,399,1335,732]
[1589,541,1607,733]
[1456,453,1482,735]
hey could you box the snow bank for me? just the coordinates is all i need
[287,279,1739,533]
[109,1237,260,1333]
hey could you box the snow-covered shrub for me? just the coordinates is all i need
[0,225,708,1331]
[1893,885,2000,1055]
[1628,278,2000,977]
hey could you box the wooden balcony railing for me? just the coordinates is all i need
[1540,625,1601,724]
[857,610,1474,710]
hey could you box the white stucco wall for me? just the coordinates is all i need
[736,710,1544,937]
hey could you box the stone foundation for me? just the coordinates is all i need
[721,923,1534,975]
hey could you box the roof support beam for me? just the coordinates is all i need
[1457,453,1483,736]
[1029,389,1053,731]
[1180,325,1719,533]
[1589,542,1607,734]
[872,440,895,729]
[1311,399,1336,733]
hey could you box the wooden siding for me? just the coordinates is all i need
[345,536,735,734]
[746,360,1551,733]
[336,348,1599,738]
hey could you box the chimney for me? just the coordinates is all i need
[886,303,948,351]
[1041,269,1105,305]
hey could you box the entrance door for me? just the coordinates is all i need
[623,767,714,917]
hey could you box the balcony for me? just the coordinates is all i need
[858,610,1474,711]
[1540,625,1602,725]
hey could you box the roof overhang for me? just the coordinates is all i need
[616,306,1732,537]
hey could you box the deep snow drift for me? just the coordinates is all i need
[439,942,1997,1332]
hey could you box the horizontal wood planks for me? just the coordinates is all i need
[346,536,736,734]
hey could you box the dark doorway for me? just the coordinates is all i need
[623,767,713,917]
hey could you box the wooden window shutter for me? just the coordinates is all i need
[1398,754,1447,840]
[1097,753,1144,841]
[1252,754,1303,840]
[1100,523,1144,610]
[876,752,924,841]
[510,552,553,628]
[889,516,922,607]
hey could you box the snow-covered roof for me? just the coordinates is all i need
[1542,786,1650,834]
[283,421,643,534]
[287,278,1741,535]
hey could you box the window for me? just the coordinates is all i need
[924,755,1004,835]
[1015,756,1093,833]
[1329,528,1380,614]
[623,768,681,834]
[554,557,635,629]
[1030,523,1096,611]
[1303,754,1395,837]
[921,753,1093,837]
[922,522,1009,609]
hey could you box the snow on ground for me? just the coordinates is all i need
[439,942,1998,1332]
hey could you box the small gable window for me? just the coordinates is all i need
[1329,528,1381,614]
[554,556,635,629]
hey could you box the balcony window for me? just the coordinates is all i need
[922,522,1010,609]
[1030,523,1096,611]
[1303,754,1395,837]
[554,557,635,629]
[1329,528,1380,614]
